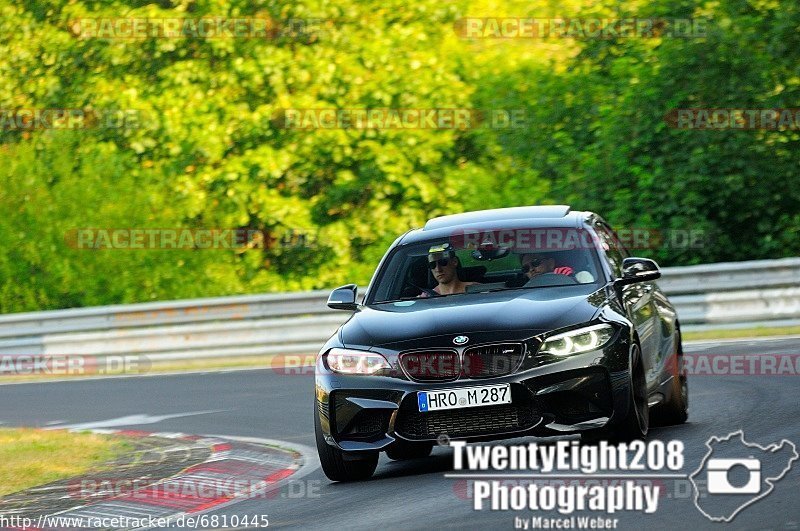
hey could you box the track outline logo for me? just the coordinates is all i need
[689,430,798,522]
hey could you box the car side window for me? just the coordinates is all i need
[594,224,624,278]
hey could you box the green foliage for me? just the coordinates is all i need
[0,0,798,312]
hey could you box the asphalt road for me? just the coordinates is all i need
[2,337,799,530]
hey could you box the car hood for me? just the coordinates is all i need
[340,286,607,350]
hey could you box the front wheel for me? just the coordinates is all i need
[582,342,649,444]
[652,330,689,426]
[315,406,379,481]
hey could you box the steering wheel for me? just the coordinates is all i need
[412,284,438,297]
[523,272,579,287]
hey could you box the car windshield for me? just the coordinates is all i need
[368,233,604,304]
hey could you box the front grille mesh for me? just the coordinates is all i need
[399,342,530,382]
[396,403,537,440]
[462,343,527,378]
[399,350,460,382]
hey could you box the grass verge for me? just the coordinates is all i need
[683,325,800,341]
[0,428,132,496]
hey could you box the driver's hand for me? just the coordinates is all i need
[553,266,574,276]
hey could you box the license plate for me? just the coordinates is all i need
[417,383,511,412]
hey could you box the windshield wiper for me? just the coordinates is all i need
[372,298,412,304]
[474,284,577,294]
[472,286,526,293]
[374,291,467,304]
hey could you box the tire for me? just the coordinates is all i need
[582,342,649,444]
[385,440,433,461]
[314,405,379,482]
[652,330,689,426]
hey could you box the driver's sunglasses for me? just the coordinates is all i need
[428,258,452,269]
[521,259,544,274]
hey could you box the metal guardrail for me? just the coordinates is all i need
[1,257,798,367]
[658,257,800,330]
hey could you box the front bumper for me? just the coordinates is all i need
[315,331,633,452]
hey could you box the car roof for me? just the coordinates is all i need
[424,205,572,230]
[398,206,596,245]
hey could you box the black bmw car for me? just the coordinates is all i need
[314,205,688,481]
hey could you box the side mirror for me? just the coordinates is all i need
[614,257,661,287]
[327,284,359,311]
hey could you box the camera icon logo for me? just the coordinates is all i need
[706,457,761,494]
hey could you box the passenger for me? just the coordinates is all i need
[423,244,479,296]
[519,253,574,280]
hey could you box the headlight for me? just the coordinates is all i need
[539,324,615,357]
[324,348,391,375]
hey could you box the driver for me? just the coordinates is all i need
[520,252,574,280]
[422,244,478,296]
